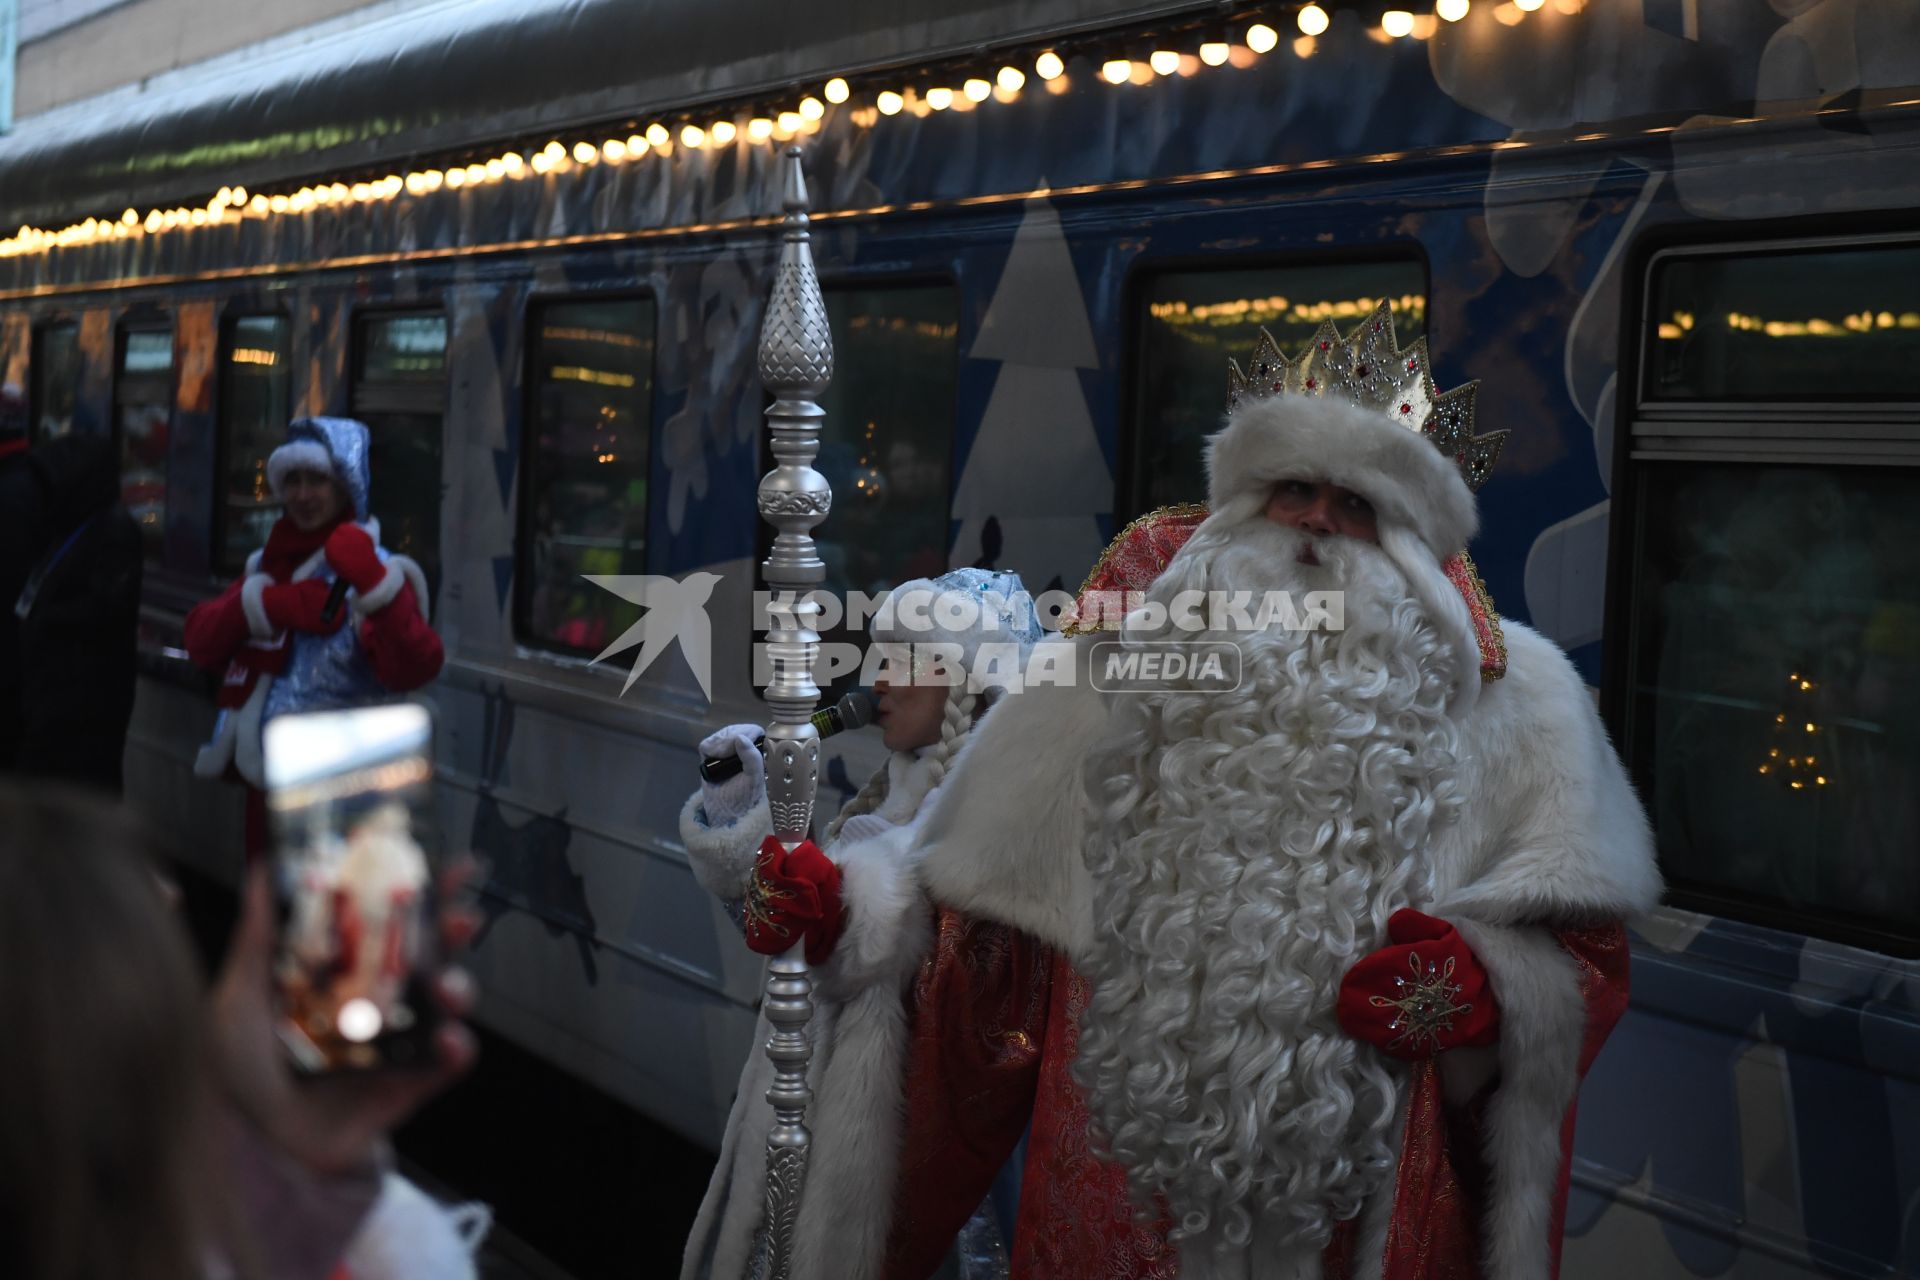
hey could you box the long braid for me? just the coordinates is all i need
[923,686,978,788]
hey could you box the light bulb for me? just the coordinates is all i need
[121,208,138,225]
[778,110,804,133]
[799,96,825,120]
[1149,50,1180,75]
[964,78,992,102]
[646,123,669,147]
[926,86,954,109]
[1101,59,1132,84]
[680,124,706,148]
[1382,10,1415,36]
[712,120,737,144]
[997,65,1025,91]
[1515,0,1543,9]
[825,77,850,104]
[1199,41,1231,65]
[1438,0,1470,19]
[877,91,905,115]
[1248,22,1280,51]
[1035,50,1065,80]
[603,139,628,162]
[1297,5,1330,36]
[748,117,775,141]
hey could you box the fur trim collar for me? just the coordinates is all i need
[1207,394,1477,558]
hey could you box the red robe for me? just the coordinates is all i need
[882,919,1630,1280]
[877,507,1638,1277]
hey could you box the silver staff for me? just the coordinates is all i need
[753,144,832,1280]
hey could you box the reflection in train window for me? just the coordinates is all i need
[518,298,657,655]
[813,284,959,598]
[30,322,80,442]
[1647,242,1920,402]
[1620,463,1920,948]
[353,312,447,596]
[216,315,292,574]
[1127,259,1427,516]
[116,324,174,560]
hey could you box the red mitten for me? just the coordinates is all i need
[1337,909,1499,1059]
[324,524,387,595]
[261,579,348,635]
[743,836,846,965]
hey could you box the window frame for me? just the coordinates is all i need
[512,287,662,659]
[1602,224,1920,958]
[1117,245,1433,522]
[212,308,294,578]
[28,316,81,445]
[351,306,451,418]
[112,312,178,562]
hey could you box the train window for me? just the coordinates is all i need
[1127,259,1427,516]
[29,322,80,442]
[215,315,292,574]
[517,297,657,654]
[812,284,959,598]
[1646,243,1920,402]
[115,324,174,559]
[352,312,447,595]
[1616,236,1920,955]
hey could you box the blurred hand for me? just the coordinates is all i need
[699,723,767,827]
[323,524,387,596]
[209,856,483,1176]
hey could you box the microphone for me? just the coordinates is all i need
[320,576,350,626]
[699,690,875,784]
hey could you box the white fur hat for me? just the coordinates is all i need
[1207,392,1477,557]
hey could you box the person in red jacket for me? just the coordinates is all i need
[185,417,442,854]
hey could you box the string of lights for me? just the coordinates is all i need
[0,0,1588,262]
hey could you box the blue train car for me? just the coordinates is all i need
[3,1,1916,1273]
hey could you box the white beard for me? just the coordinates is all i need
[1073,513,1468,1256]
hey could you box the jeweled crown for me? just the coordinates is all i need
[1225,300,1506,492]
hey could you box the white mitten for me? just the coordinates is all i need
[699,723,767,828]
[342,1172,491,1280]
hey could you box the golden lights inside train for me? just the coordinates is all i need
[1,0,1595,262]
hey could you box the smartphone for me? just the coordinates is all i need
[262,703,438,1073]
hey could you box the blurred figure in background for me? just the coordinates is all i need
[0,786,484,1280]
[0,396,144,793]
[185,418,442,857]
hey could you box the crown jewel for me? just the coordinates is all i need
[1226,300,1507,492]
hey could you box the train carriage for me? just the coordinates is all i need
[2,0,1917,1274]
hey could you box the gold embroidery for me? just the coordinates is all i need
[742,867,796,940]
[1368,950,1473,1053]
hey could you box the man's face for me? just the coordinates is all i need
[1263,478,1379,563]
[282,467,346,532]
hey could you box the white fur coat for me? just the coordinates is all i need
[912,624,1662,1280]
[679,752,945,1280]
